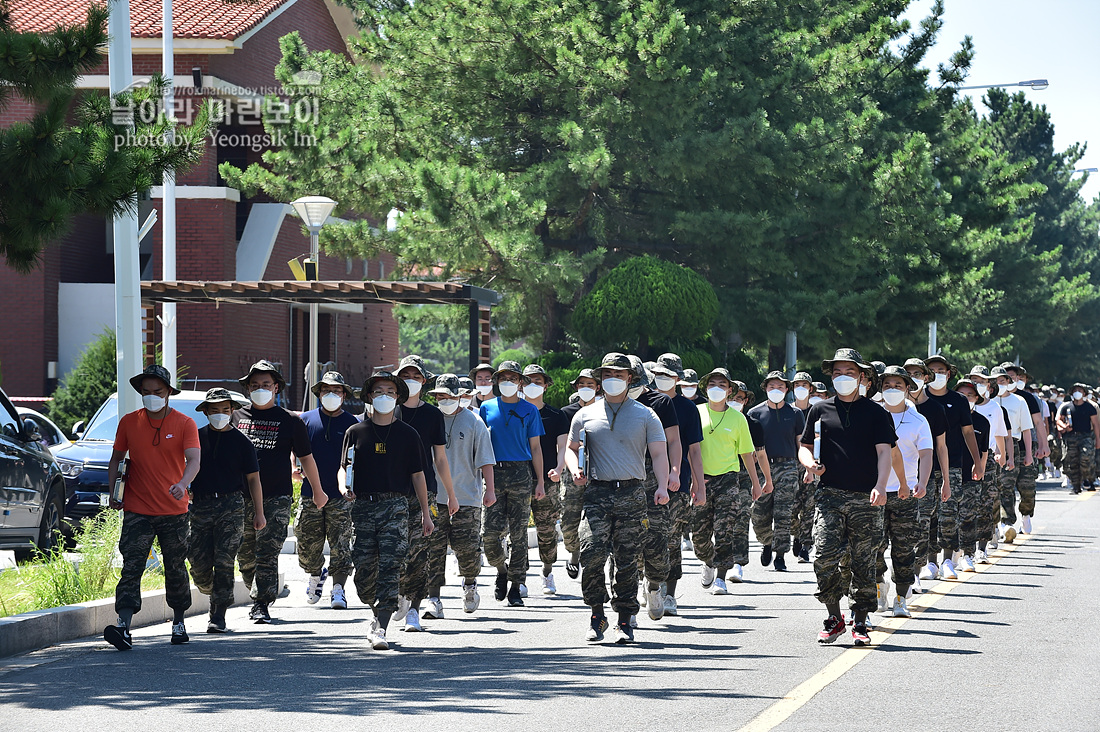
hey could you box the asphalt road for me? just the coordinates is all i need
[0,478,1095,732]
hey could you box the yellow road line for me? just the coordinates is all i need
[738,530,1036,732]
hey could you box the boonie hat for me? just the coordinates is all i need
[430,373,462,398]
[879,365,917,392]
[522,364,554,386]
[653,353,684,379]
[760,370,791,393]
[130,363,181,395]
[362,371,410,405]
[239,360,286,391]
[493,360,528,383]
[310,371,358,398]
[903,358,933,380]
[679,368,699,386]
[397,354,435,382]
[822,348,873,378]
[195,387,247,411]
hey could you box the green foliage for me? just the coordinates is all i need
[571,257,718,355]
[396,304,470,376]
[677,348,714,380]
[492,347,538,370]
[47,328,116,436]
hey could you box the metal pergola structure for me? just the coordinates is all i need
[140,280,501,370]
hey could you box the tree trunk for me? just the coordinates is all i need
[768,343,785,373]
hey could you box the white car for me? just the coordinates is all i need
[16,407,73,455]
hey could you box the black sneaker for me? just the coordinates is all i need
[773,552,787,572]
[851,622,871,646]
[566,560,580,579]
[792,539,802,557]
[104,623,132,651]
[761,545,773,567]
[613,622,634,644]
[585,614,608,643]
[494,572,508,601]
[797,547,810,563]
[249,602,271,624]
[507,583,524,607]
[1072,486,1082,494]
[818,614,846,644]
[207,611,227,634]
[170,622,189,645]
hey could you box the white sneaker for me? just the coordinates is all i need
[371,626,389,650]
[330,583,347,609]
[1062,476,1070,488]
[876,582,889,614]
[305,571,325,604]
[519,583,528,598]
[682,537,693,552]
[919,562,938,581]
[396,594,411,623]
[939,559,958,580]
[700,564,716,588]
[912,575,923,594]
[1021,515,1032,534]
[646,588,665,621]
[663,594,678,616]
[462,582,480,613]
[542,573,557,595]
[988,535,999,550]
[423,597,444,619]
[960,555,976,572]
[892,595,911,618]
[711,577,729,595]
[729,564,744,583]
[403,608,422,632]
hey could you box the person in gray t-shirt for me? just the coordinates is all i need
[565,353,669,645]
[425,375,496,616]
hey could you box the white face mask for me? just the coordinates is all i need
[997,382,1010,396]
[858,383,868,397]
[680,385,697,399]
[404,379,423,397]
[372,395,397,414]
[498,381,519,398]
[320,393,343,412]
[602,378,627,397]
[967,398,977,412]
[728,400,744,412]
[576,387,597,403]
[882,389,906,407]
[476,384,493,396]
[1016,379,1027,392]
[1073,391,1084,401]
[250,388,273,407]
[628,385,645,400]
[976,383,989,398]
[793,386,810,401]
[655,376,677,393]
[706,386,728,404]
[142,394,166,413]
[809,396,824,406]
[910,376,925,392]
[832,375,859,396]
[930,373,949,390]
[459,397,473,409]
[208,413,231,430]
[523,383,545,400]
[767,389,786,404]
[437,399,460,415]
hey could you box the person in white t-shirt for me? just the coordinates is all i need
[965,365,1010,561]
[992,365,1034,543]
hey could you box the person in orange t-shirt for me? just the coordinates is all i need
[103,365,200,652]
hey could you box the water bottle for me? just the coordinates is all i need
[813,421,821,462]
[345,445,355,492]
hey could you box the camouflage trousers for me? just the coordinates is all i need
[296,494,354,586]
[427,505,483,595]
[483,462,533,583]
[813,485,884,614]
[559,473,585,557]
[188,494,244,609]
[791,466,816,548]
[1063,431,1096,491]
[1049,432,1063,470]
[637,464,670,585]
[875,491,919,587]
[666,489,692,582]
[915,470,944,565]
[399,493,437,606]
[935,467,967,554]
[977,454,1000,545]
[1000,439,1037,523]
[351,493,410,618]
[751,458,799,553]
[579,481,645,614]
[531,483,561,569]
[691,472,747,572]
[115,511,191,615]
[239,495,292,605]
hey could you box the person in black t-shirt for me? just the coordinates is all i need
[904,357,952,583]
[1056,383,1100,494]
[732,382,772,583]
[234,360,325,624]
[523,364,570,596]
[188,388,264,633]
[560,369,600,579]
[799,349,896,647]
[341,371,432,651]
[952,380,991,573]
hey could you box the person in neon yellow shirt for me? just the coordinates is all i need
[693,368,761,595]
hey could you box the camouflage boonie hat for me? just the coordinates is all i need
[1000,362,1027,376]
[310,371,358,398]
[812,381,828,394]
[760,370,791,393]
[822,348,873,378]
[429,373,462,398]
[924,354,957,378]
[652,353,684,379]
[362,370,410,405]
[627,355,653,387]
[733,380,754,403]
[468,362,495,381]
[871,361,887,376]
[954,378,988,405]
[522,364,554,386]
[968,364,990,380]
[457,376,475,395]
[679,368,699,386]
[195,387,248,411]
[493,360,528,383]
[989,365,1010,379]
[239,359,286,391]
[129,363,181,395]
[397,354,435,382]
[596,352,632,378]
[879,365,917,392]
[700,367,734,390]
[570,368,597,387]
[903,358,933,379]
[792,371,813,385]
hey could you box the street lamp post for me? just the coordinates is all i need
[161,0,177,389]
[290,196,337,411]
[958,79,1049,91]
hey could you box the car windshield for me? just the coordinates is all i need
[81,396,209,441]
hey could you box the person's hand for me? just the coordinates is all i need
[898,482,910,500]
[805,462,825,479]
[313,492,328,510]
[548,468,561,482]
[483,488,497,507]
[667,472,681,493]
[654,486,670,505]
[751,484,763,501]
[941,480,951,501]
[692,489,706,507]
[109,498,123,511]
[448,496,460,516]
[421,513,435,538]
[1024,454,1034,467]
[253,512,267,531]
[292,467,304,482]
[762,479,773,495]
[1007,457,1015,471]
[343,487,356,502]
[870,487,887,506]
[914,482,927,499]
[995,452,1006,467]
[168,482,187,501]
[973,465,985,482]
[572,469,588,487]
[534,482,546,500]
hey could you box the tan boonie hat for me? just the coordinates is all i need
[468,362,494,380]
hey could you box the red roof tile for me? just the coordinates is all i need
[9,0,293,40]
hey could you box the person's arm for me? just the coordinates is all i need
[934,434,950,499]
[665,424,682,492]
[649,440,670,504]
[1033,411,1050,459]
[688,443,705,505]
[891,445,910,499]
[799,443,823,480]
[1093,414,1100,450]
[1056,406,1071,433]
[528,436,545,499]
[298,453,328,509]
[963,425,983,481]
[1021,427,1034,465]
[413,471,434,537]
[290,452,303,483]
[107,448,127,510]
[741,452,763,500]
[565,439,587,486]
[915,448,932,498]
[755,447,773,494]
[995,434,1007,466]
[480,464,496,507]
[549,433,567,482]
[432,444,458,515]
[246,472,266,530]
[871,443,891,506]
[169,447,201,501]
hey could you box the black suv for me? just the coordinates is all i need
[0,386,65,556]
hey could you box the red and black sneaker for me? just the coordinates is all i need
[818,614,846,644]
[851,622,871,646]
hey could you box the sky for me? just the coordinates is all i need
[902,0,1100,203]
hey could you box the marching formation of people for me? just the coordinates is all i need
[102,345,1093,651]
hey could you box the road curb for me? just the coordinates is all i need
[0,572,282,658]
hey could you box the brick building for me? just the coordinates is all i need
[0,0,400,408]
